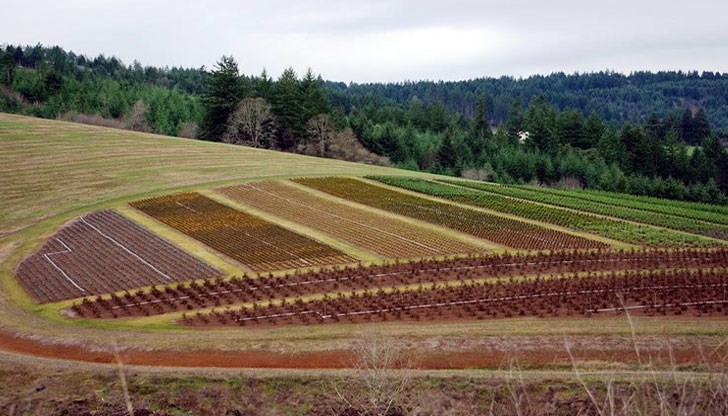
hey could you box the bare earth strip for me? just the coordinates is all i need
[217,181,485,259]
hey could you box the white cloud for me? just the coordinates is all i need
[1,0,727,81]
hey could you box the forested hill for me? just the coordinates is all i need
[327,72,728,133]
[1,43,727,204]
[2,44,728,133]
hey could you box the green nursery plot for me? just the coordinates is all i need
[370,176,715,247]
[440,180,728,240]
[512,184,728,226]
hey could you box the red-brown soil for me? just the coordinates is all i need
[0,329,723,370]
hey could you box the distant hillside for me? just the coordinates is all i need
[326,71,728,133]
[2,43,728,132]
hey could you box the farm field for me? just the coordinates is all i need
[521,183,728,221]
[14,210,220,303]
[294,177,608,250]
[216,180,486,259]
[183,267,728,328]
[71,248,728,319]
[442,179,728,239]
[1,114,728,397]
[371,176,715,247]
[130,192,359,272]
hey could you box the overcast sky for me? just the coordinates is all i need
[2,0,727,82]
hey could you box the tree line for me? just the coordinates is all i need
[351,93,726,203]
[0,43,726,203]
[328,70,728,134]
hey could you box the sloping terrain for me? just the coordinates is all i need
[0,113,726,382]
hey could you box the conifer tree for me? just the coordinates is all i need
[199,56,244,141]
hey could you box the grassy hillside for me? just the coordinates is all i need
[0,113,432,240]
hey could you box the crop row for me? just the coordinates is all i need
[16,210,221,303]
[294,177,606,251]
[216,181,483,259]
[370,176,713,247]
[442,179,728,239]
[182,268,728,327]
[130,192,358,272]
[530,184,728,220]
[71,247,728,319]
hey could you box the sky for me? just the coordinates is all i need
[2,0,728,83]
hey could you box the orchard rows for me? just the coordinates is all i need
[71,247,728,319]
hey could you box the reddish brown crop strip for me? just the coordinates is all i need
[130,192,358,272]
[294,177,607,250]
[15,210,221,303]
[185,268,728,327]
[72,248,728,319]
[217,181,483,258]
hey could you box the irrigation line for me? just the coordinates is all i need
[43,238,86,292]
[175,200,199,213]
[105,255,723,310]
[80,216,173,281]
[230,283,728,323]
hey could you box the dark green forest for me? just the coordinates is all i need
[1,43,727,204]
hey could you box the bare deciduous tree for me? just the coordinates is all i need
[223,97,275,148]
[303,113,335,157]
[332,331,413,416]
[125,99,151,132]
[177,121,199,139]
[326,127,389,165]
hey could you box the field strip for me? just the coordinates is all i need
[283,179,505,252]
[438,179,726,246]
[80,216,173,281]
[239,226,313,266]
[104,266,728,325]
[98,254,727,312]
[199,190,380,263]
[231,292,728,324]
[43,238,86,293]
[116,206,247,276]
[356,177,636,250]
[238,182,443,255]
[509,182,728,226]
[69,252,726,310]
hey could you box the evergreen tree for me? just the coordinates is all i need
[583,111,604,149]
[621,124,659,177]
[505,97,523,143]
[702,135,728,191]
[300,68,329,121]
[271,67,303,149]
[680,107,697,145]
[556,109,586,148]
[689,147,714,183]
[661,129,690,179]
[254,69,273,100]
[436,131,457,171]
[0,50,14,86]
[466,95,492,162]
[199,56,244,141]
[692,107,711,142]
[524,97,558,154]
